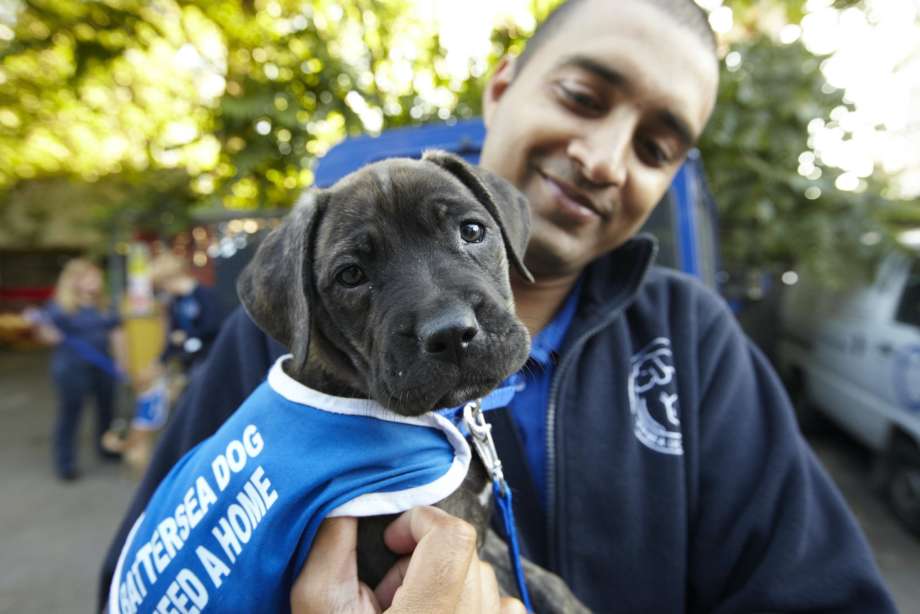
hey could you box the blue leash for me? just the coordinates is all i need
[439,385,534,612]
[493,476,533,612]
[61,336,126,381]
[26,308,126,381]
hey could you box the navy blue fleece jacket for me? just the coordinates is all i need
[100,236,895,613]
[160,284,222,369]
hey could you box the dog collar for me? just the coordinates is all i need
[436,374,520,431]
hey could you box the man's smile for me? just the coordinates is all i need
[536,167,611,223]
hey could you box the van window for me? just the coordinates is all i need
[895,259,920,328]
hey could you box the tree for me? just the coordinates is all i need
[698,34,898,285]
[1,0,914,287]
[0,0,531,245]
[701,0,917,286]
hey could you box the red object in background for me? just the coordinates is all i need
[0,286,54,313]
[0,248,78,312]
[0,286,54,348]
[0,286,54,302]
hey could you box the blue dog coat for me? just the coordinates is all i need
[109,356,471,614]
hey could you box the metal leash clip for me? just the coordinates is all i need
[462,400,507,494]
[462,400,533,611]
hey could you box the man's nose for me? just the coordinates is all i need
[567,113,633,188]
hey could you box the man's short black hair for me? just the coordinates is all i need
[513,0,717,77]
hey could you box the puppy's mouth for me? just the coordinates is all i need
[380,375,502,417]
[434,378,502,410]
[371,305,531,417]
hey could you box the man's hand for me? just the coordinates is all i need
[291,507,525,614]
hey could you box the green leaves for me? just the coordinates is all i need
[0,0,512,242]
[698,29,907,288]
[1,0,913,285]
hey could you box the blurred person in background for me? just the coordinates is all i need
[101,252,223,473]
[132,251,222,407]
[148,252,222,377]
[26,258,125,481]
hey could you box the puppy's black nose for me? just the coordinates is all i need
[419,309,479,364]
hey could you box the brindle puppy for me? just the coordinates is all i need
[237,151,588,613]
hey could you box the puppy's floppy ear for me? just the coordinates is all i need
[237,191,324,374]
[422,149,534,283]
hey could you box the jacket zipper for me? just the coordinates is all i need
[544,312,627,570]
[542,237,657,571]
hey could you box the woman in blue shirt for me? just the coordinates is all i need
[33,258,124,481]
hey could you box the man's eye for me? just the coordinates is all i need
[335,265,367,287]
[558,84,604,113]
[639,139,672,167]
[460,221,486,243]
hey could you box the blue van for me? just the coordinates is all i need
[314,119,720,286]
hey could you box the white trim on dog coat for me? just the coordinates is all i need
[109,355,471,614]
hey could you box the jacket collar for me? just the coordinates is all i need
[567,233,658,342]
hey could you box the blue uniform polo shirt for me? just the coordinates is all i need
[507,280,581,508]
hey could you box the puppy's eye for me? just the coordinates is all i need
[335,265,367,287]
[460,221,486,244]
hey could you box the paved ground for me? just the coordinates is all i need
[806,427,920,613]
[0,349,135,613]
[1,348,918,613]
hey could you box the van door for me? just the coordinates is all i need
[806,286,889,447]
[886,259,920,420]
[850,256,920,443]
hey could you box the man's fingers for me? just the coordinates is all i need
[305,516,359,584]
[291,516,379,614]
[500,596,528,614]
[293,509,513,614]
[477,561,502,614]
[383,507,478,612]
[452,548,485,614]
[383,506,478,556]
[374,555,410,609]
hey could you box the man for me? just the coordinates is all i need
[100,0,896,611]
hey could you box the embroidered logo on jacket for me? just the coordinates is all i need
[628,338,683,455]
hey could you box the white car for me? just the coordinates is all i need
[777,252,920,536]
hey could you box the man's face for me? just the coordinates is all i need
[479,0,718,278]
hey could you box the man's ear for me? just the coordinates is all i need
[237,191,325,374]
[482,55,516,128]
[422,150,533,283]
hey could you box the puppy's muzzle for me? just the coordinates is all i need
[418,305,480,366]
[378,288,524,415]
